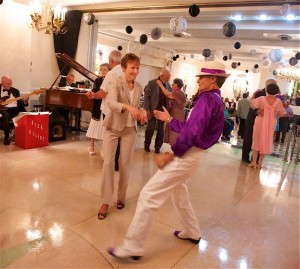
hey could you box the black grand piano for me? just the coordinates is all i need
[45,53,98,131]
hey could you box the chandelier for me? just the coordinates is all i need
[275,68,300,82]
[29,1,68,35]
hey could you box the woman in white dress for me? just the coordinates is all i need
[86,63,110,155]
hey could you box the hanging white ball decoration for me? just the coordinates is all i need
[215,49,223,59]
[269,49,283,62]
[261,58,271,68]
[169,16,187,34]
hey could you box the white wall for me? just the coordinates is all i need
[0,2,32,92]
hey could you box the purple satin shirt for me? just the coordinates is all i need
[170,89,224,156]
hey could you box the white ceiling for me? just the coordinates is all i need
[15,0,300,70]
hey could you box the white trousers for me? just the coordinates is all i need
[117,147,203,256]
[101,126,136,205]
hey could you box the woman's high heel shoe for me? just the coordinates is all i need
[97,204,108,220]
[89,147,96,156]
[248,162,257,168]
[257,162,263,168]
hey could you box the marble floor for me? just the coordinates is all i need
[0,127,299,269]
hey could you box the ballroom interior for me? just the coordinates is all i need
[0,0,299,268]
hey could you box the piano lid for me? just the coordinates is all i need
[56,53,98,83]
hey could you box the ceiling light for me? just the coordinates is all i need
[286,14,296,20]
[232,15,242,21]
[258,14,268,21]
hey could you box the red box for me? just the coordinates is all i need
[15,113,49,149]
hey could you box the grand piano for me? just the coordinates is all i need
[45,53,98,130]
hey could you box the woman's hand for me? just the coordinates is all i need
[153,106,170,122]
[156,80,163,88]
[124,104,144,121]
[139,109,148,125]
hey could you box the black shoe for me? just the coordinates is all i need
[174,231,201,244]
[115,164,119,171]
[242,159,251,163]
[144,146,150,152]
[4,137,10,145]
[154,148,160,154]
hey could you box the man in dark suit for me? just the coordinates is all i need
[57,73,77,128]
[143,69,171,153]
[0,75,28,145]
[241,78,276,163]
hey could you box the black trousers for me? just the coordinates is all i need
[0,107,25,137]
[144,117,165,150]
[238,118,246,139]
[242,108,257,162]
[275,117,290,142]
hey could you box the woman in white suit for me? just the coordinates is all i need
[98,53,147,219]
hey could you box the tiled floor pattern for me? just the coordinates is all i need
[0,127,299,268]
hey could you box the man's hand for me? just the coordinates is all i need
[86,90,94,99]
[154,152,174,169]
[257,109,264,117]
[22,97,29,104]
[153,106,170,122]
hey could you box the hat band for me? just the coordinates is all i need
[201,68,226,74]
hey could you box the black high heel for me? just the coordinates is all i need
[107,247,142,261]
[174,230,201,244]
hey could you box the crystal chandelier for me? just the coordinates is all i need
[275,68,300,82]
[29,1,68,35]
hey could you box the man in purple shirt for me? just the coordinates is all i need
[107,61,230,260]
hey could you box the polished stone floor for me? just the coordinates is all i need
[0,128,299,268]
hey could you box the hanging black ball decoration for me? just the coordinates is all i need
[223,56,228,61]
[202,49,211,58]
[189,4,200,17]
[237,62,241,66]
[117,46,122,51]
[126,25,133,34]
[273,70,278,76]
[296,52,300,60]
[176,54,179,58]
[84,13,95,25]
[289,57,298,66]
[222,22,236,38]
[139,34,148,45]
[245,70,249,73]
[254,64,259,69]
[234,42,241,49]
[172,56,177,61]
[231,62,238,69]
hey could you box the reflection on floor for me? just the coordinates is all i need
[0,128,299,268]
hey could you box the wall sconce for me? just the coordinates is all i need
[29,1,68,34]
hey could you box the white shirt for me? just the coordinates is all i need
[1,89,17,108]
[100,64,123,115]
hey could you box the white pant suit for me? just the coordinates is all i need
[116,146,203,256]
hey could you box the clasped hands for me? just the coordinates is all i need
[124,105,148,125]
[86,89,107,99]
[153,106,174,169]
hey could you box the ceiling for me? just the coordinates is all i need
[15,0,300,70]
